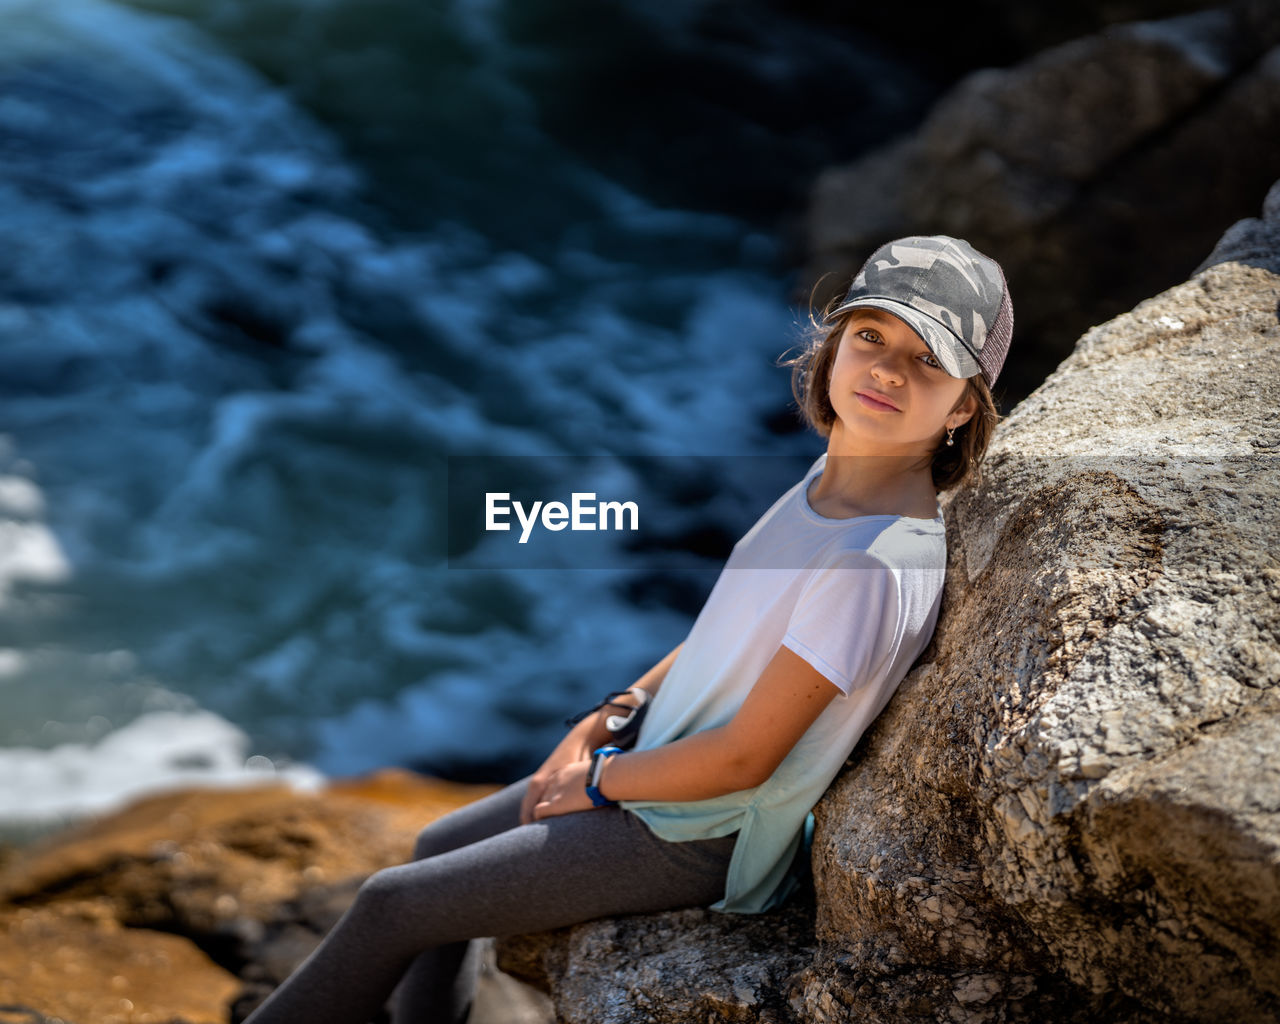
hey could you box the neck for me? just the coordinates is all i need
[809,425,939,520]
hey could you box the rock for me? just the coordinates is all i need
[807,0,1280,406]
[805,181,1280,1021]
[0,770,552,1024]
[499,896,816,1024]
[1196,175,1280,273]
[0,900,241,1024]
[498,184,1280,1022]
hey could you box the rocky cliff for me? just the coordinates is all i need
[495,183,1280,1023]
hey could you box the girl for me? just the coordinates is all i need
[243,234,1012,1024]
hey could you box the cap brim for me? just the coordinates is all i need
[826,297,981,379]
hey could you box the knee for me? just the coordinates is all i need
[354,864,411,917]
[413,819,466,861]
[413,825,445,861]
[410,778,528,861]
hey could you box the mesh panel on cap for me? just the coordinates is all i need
[977,263,1014,386]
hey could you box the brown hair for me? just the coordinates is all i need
[777,304,1000,492]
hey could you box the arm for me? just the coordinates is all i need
[531,644,840,819]
[518,641,684,824]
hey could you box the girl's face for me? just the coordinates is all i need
[826,309,976,455]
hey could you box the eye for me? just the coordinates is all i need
[920,351,942,369]
[857,329,882,344]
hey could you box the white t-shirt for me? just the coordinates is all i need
[621,452,947,913]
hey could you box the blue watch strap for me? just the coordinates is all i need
[586,745,624,807]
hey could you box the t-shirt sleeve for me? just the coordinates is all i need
[780,550,901,696]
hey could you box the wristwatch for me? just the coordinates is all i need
[586,746,624,807]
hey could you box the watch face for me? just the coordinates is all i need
[586,747,621,807]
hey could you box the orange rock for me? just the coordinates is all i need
[0,901,241,1024]
[0,770,498,1024]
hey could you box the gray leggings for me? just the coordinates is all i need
[242,776,738,1024]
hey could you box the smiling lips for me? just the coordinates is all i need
[855,389,901,412]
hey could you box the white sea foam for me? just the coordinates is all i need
[0,470,70,608]
[0,709,323,838]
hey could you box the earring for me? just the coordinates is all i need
[945,425,955,447]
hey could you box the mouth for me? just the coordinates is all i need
[855,390,901,412]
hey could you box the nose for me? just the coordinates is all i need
[870,350,907,386]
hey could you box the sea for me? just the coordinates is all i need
[0,0,941,840]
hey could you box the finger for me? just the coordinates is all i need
[520,779,546,825]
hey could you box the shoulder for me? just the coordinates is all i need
[811,522,946,613]
[865,516,945,572]
[823,516,945,572]
[797,549,902,610]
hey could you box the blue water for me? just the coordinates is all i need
[0,0,937,830]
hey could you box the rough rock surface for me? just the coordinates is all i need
[0,771,552,1024]
[501,895,816,1024]
[807,0,1280,405]
[497,185,1280,1022]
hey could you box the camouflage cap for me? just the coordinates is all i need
[825,235,1014,386]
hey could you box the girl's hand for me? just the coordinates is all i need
[518,642,683,825]
[519,771,550,825]
[520,734,594,824]
[520,742,591,824]
[531,759,595,820]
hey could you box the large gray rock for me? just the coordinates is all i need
[806,195,1280,1020]
[498,184,1280,1022]
[807,0,1280,406]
